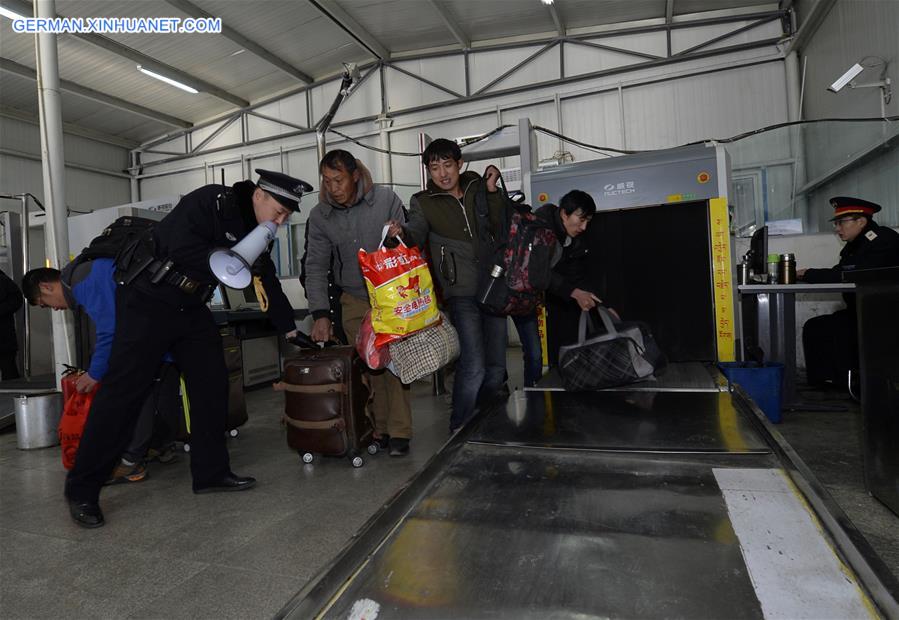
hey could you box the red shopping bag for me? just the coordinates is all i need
[355,310,392,370]
[58,372,98,470]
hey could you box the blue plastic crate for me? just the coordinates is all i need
[718,362,784,423]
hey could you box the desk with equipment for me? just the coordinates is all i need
[208,284,308,387]
[738,282,856,403]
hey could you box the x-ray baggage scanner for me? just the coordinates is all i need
[462,119,736,364]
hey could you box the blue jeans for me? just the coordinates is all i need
[513,312,543,387]
[446,296,508,430]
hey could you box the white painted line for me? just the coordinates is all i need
[714,468,876,620]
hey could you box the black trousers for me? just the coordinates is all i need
[802,308,858,387]
[121,362,181,463]
[66,286,229,503]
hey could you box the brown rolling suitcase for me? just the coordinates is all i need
[274,345,376,468]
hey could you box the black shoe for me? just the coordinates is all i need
[67,498,105,528]
[373,434,390,451]
[193,473,256,494]
[389,438,410,457]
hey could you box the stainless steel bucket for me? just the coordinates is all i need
[14,391,63,450]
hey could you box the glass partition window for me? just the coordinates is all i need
[726,118,898,236]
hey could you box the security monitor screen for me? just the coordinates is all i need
[224,284,261,310]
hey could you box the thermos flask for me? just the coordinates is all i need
[737,261,750,285]
[778,253,796,284]
[478,265,505,306]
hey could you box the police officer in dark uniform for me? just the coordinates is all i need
[799,196,899,387]
[65,169,312,528]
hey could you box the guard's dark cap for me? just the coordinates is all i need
[255,169,313,212]
[829,196,881,221]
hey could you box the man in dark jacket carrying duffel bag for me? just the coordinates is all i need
[64,169,311,528]
[535,190,615,367]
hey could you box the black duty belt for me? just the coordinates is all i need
[146,259,215,299]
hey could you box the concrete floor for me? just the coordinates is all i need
[777,387,899,581]
[0,378,455,619]
[1,357,896,618]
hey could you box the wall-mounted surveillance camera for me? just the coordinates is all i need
[828,63,864,92]
[825,57,892,116]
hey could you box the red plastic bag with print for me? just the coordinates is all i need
[59,368,99,470]
[355,310,392,370]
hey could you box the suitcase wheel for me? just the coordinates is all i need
[228,428,239,438]
[367,443,378,455]
[350,455,364,468]
[301,452,314,464]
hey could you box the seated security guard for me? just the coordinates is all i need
[799,196,899,387]
[65,169,311,528]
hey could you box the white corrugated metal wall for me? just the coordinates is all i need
[0,116,132,212]
[138,19,789,214]
[796,0,899,229]
[0,116,132,375]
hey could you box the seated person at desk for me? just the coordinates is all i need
[798,196,899,387]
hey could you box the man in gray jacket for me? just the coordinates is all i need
[305,150,412,456]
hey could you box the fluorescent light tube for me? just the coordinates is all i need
[137,65,198,94]
[828,63,864,93]
[0,5,27,20]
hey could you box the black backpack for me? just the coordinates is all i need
[76,216,158,284]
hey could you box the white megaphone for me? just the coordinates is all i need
[208,221,277,289]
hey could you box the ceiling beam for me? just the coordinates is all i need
[306,0,389,60]
[0,105,139,149]
[547,3,565,37]
[0,57,193,129]
[426,0,469,49]
[162,0,313,84]
[4,0,249,108]
[674,13,780,56]
[783,0,837,55]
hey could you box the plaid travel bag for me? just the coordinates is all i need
[558,307,667,391]
[387,313,460,384]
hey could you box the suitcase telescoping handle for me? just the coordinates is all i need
[287,332,342,349]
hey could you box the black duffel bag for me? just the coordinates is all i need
[558,308,667,391]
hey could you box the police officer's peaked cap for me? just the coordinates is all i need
[829,196,881,221]
[255,169,313,212]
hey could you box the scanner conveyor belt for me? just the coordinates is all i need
[278,387,899,619]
